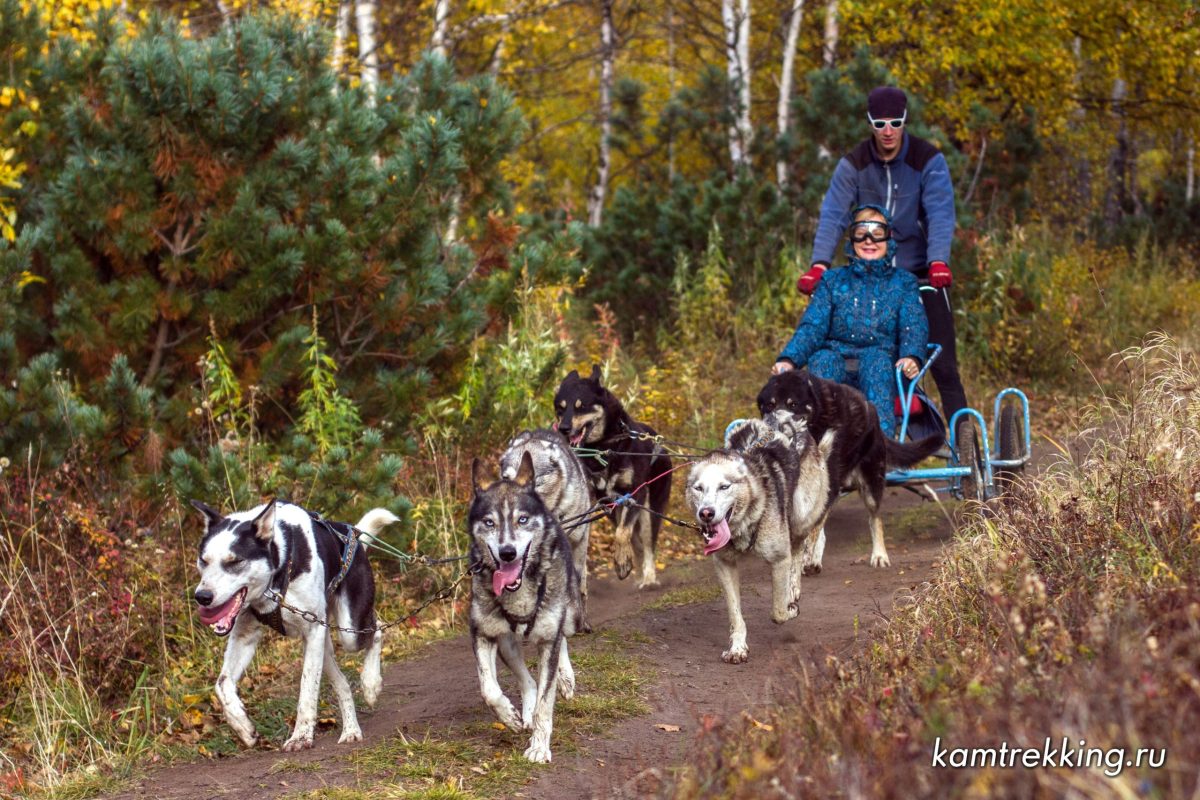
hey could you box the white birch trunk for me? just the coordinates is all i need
[776,0,804,187]
[588,0,616,227]
[668,6,676,180]
[1105,77,1129,223]
[432,0,451,58]
[355,0,379,105]
[1188,137,1195,203]
[816,0,837,160]
[489,19,510,76]
[332,1,351,78]
[822,0,838,67]
[722,0,752,168]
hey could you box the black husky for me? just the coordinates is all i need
[554,365,672,588]
[756,370,942,573]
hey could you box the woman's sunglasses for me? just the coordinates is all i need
[849,220,890,243]
[867,112,906,131]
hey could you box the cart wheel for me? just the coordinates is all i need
[995,404,1024,495]
[956,419,985,502]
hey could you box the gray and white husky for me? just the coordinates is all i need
[190,500,398,750]
[500,428,595,632]
[469,453,580,763]
[685,419,834,663]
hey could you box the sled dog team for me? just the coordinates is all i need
[191,365,940,762]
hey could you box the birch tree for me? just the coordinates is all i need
[1188,138,1195,203]
[822,0,837,66]
[588,0,616,226]
[355,0,378,103]
[432,0,451,57]
[722,0,752,168]
[332,1,350,77]
[776,0,804,186]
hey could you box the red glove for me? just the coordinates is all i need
[929,261,953,288]
[797,264,827,295]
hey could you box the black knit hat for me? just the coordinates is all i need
[867,87,907,119]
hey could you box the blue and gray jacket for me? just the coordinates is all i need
[778,252,929,368]
[810,133,956,273]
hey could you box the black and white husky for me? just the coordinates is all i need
[190,499,398,750]
[554,365,672,589]
[501,428,595,632]
[686,419,834,663]
[469,453,579,763]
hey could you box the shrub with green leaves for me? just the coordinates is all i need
[167,327,406,524]
[956,227,1200,385]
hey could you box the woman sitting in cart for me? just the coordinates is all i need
[771,203,928,438]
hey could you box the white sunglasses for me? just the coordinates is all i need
[867,110,906,130]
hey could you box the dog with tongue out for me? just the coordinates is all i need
[686,418,834,664]
[468,452,581,763]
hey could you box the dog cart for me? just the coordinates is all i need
[883,343,1031,501]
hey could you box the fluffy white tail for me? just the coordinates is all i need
[353,508,400,549]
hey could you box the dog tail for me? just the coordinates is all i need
[816,429,837,461]
[884,433,943,468]
[354,508,401,549]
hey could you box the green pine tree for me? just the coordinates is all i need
[3,10,528,445]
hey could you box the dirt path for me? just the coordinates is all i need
[108,486,953,800]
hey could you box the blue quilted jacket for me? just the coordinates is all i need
[778,258,928,367]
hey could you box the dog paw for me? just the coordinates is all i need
[636,576,660,590]
[495,702,524,732]
[578,618,593,635]
[338,726,363,744]
[282,731,314,751]
[772,604,799,624]
[802,563,822,576]
[236,732,259,749]
[870,553,891,568]
[524,740,553,763]
[558,673,576,701]
[614,561,633,580]
[721,647,749,664]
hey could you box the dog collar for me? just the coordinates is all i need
[253,504,294,636]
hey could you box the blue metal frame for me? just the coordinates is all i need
[885,344,1031,500]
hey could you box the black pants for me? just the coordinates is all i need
[918,281,969,421]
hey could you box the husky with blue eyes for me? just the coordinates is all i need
[190,499,398,751]
[468,452,580,763]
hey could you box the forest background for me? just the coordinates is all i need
[0,0,1198,795]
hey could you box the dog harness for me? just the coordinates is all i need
[307,512,360,595]
[253,518,295,636]
[252,503,363,636]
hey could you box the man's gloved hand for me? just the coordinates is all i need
[929,261,953,288]
[797,264,827,295]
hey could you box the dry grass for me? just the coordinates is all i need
[674,335,1200,798]
[0,432,480,796]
